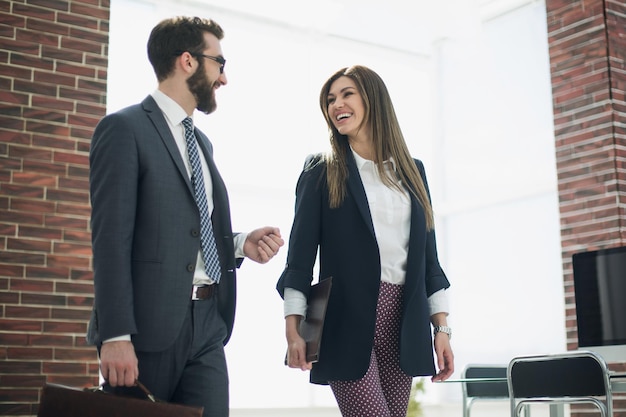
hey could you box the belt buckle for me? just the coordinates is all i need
[191,285,202,301]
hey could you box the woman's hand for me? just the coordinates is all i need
[285,315,313,371]
[431,331,454,382]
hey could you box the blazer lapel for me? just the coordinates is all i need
[345,152,376,239]
[141,96,194,196]
[195,134,226,208]
[187,125,230,234]
[195,131,237,272]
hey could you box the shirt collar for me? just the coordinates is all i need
[151,89,190,127]
[350,146,397,172]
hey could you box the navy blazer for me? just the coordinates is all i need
[87,96,239,351]
[277,152,450,384]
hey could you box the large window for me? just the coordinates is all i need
[108,0,563,412]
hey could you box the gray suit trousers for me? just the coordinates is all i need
[106,297,229,417]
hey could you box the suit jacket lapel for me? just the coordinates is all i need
[194,130,237,273]
[346,152,376,239]
[195,133,227,209]
[141,96,194,196]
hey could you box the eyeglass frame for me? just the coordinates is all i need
[174,50,226,74]
[193,53,226,74]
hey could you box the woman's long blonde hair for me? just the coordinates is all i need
[319,65,434,230]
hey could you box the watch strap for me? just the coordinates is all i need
[433,325,452,340]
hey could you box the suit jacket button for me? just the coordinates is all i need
[187,264,195,272]
[191,229,199,237]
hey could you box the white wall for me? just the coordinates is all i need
[107,0,565,412]
[425,0,566,404]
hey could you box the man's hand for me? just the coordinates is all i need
[243,226,284,264]
[99,340,139,387]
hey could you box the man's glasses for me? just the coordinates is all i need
[193,53,226,74]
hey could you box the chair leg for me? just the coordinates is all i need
[514,402,531,417]
[462,401,469,417]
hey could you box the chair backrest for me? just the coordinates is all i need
[507,350,613,417]
[508,351,610,399]
[462,365,509,398]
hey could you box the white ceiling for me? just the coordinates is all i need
[197,0,541,55]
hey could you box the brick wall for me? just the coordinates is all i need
[546,0,626,351]
[0,0,624,415]
[546,0,626,415]
[0,0,109,415]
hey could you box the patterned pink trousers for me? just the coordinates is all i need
[329,282,413,417]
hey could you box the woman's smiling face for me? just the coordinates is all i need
[326,76,367,140]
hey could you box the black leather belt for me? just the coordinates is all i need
[191,285,216,300]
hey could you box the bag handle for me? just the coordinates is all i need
[85,380,157,403]
[134,380,156,402]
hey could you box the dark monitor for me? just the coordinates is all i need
[572,246,626,362]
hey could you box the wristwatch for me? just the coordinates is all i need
[433,325,452,340]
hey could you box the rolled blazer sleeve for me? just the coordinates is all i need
[276,156,325,299]
[415,159,450,296]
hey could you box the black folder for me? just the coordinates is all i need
[300,276,333,363]
[284,276,333,364]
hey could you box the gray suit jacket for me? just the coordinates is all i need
[87,96,239,351]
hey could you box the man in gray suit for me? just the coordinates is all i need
[86,16,284,417]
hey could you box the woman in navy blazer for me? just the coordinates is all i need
[277,65,454,417]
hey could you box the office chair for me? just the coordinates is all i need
[462,364,509,417]
[507,350,612,417]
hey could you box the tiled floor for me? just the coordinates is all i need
[230,401,558,416]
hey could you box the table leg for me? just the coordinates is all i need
[549,403,564,417]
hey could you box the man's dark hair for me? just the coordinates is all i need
[147,16,224,82]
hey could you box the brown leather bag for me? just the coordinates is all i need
[37,381,203,417]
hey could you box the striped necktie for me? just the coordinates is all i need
[182,117,221,283]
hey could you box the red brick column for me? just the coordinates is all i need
[546,0,626,349]
[0,1,109,415]
[546,0,626,414]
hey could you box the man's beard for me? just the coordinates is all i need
[187,68,217,114]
